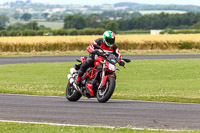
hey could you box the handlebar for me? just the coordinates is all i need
[92,44,131,65]
[96,52,120,65]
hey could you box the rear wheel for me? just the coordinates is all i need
[97,77,116,103]
[66,82,81,102]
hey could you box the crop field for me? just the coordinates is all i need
[0,59,200,103]
[1,34,200,53]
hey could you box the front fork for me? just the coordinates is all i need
[98,60,108,96]
[102,60,106,79]
[99,60,106,87]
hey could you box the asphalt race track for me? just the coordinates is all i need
[1,54,200,65]
[0,94,200,130]
[0,55,200,130]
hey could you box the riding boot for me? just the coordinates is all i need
[75,55,94,87]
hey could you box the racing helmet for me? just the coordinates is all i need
[103,30,115,47]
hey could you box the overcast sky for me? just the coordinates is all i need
[0,0,200,6]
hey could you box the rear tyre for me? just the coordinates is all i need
[97,77,116,103]
[66,82,81,102]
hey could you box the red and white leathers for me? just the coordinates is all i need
[76,38,122,86]
[87,38,122,61]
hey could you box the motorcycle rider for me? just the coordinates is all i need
[75,30,125,87]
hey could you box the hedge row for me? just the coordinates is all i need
[118,30,150,34]
[1,41,200,52]
[0,28,105,36]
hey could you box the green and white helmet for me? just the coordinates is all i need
[103,30,115,47]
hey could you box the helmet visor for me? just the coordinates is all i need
[106,37,115,44]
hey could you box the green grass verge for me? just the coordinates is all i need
[0,59,200,103]
[0,122,198,133]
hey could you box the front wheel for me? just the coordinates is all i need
[97,77,116,103]
[66,82,82,102]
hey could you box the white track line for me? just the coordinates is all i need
[0,120,190,132]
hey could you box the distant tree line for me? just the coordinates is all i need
[1,12,200,36]
[63,12,200,31]
[0,28,105,36]
[7,21,50,31]
[118,12,200,30]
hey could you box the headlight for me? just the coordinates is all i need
[108,63,116,72]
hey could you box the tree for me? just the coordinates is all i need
[42,13,49,19]
[192,21,200,29]
[7,23,25,31]
[131,12,142,17]
[13,11,20,19]
[20,13,32,21]
[0,25,4,30]
[0,14,9,27]
[106,21,119,33]
[47,15,59,21]
[86,14,101,28]
[26,21,39,30]
[118,19,131,30]
[64,14,86,29]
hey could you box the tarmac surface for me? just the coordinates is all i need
[1,54,200,65]
[0,94,199,130]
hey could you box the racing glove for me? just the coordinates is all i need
[92,49,101,54]
[119,61,125,66]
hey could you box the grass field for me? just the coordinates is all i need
[37,21,64,29]
[9,18,64,29]
[1,122,198,133]
[0,59,200,103]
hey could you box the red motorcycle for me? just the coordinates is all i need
[66,44,130,103]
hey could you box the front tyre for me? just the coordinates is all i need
[66,82,82,102]
[97,77,116,103]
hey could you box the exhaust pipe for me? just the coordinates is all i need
[68,67,82,94]
[73,82,82,95]
[68,67,78,84]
